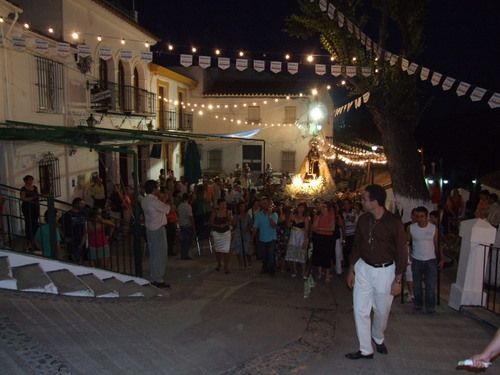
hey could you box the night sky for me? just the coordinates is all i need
[119,0,499,181]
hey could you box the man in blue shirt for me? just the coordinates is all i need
[252,197,278,276]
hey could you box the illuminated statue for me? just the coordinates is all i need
[296,139,336,189]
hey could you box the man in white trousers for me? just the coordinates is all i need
[346,184,407,359]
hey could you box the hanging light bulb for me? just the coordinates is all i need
[121,38,125,45]
[307,55,314,62]
[23,23,29,29]
[0,16,4,23]
[71,31,79,40]
[144,41,150,48]
[285,54,290,60]
[239,51,244,57]
[48,27,54,33]
[168,44,173,50]
[215,49,220,55]
[192,47,197,53]
[97,35,102,41]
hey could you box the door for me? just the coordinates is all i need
[242,145,262,175]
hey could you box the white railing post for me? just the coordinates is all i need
[449,219,497,310]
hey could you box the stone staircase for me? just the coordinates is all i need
[0,249,166,298]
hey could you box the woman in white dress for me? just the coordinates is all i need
[284,202,310,279]
[209,199,232,273]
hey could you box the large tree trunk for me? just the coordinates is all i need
[372,110,430,221]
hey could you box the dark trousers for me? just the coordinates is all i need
[258,240,276,275]
[166,222,177,255]
[411,257,438,312]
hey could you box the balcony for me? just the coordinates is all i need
[89,80,156,116]
[158,109,193,131]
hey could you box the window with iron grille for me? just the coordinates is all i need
[284,106,297,124]
[281,151,295,172]
[38,153,61,197]
[35,56,64,114]
[247,106,260,122]
[208,149,222,171]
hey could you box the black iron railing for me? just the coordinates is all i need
[89,80,156,116]
[0,184,143,277]
[482,244,500,315]
[158,109,193,131]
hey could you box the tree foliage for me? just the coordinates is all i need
[286,0,430,201]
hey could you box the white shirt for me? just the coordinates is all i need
[141,194,170,231]
[409,222,436,261]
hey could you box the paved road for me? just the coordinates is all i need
[0,249,497,375]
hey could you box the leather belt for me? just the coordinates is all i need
[364,260,394,268]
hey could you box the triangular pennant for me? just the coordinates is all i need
[218,57,230,70]
[346,66,356,77]
[287,62,298,74]
[346,102,353,111]
[319,0,327,11]
[36,39,49,54]
[180,54,193,67]
[407,63,418,75]
[315,64,326,75]
[78,44,91,58]
[401,58,409,71]
[488,93,500,108]
[470,87,486,102]
[99,46,112,60]
[420,67,430,81]
[430,72,442,86]
[199,55,211,69]
[254,60,265,72]
[354,26,360,39]
[361,67,372,77]
[355,97,362,108]
[327,3,335,19]
[366,38,372,51]
[384,51,392,61]
[236,58,248,71]
[57,42,70,56]
[363,92,370,103]
[331,65,342,77]
[456,81,470,96]
[270,61,282,73]
[442,77,455,91]
[338,12,345,27]
[347,20,353,33]
[390,54,398,66]
[140,51,153,63]
[360,33,366,45]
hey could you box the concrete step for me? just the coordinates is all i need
[12,263,57,294]
[78,273,119,298]
[46,269,94,297]
[103,277,148,297]
[0,256,17,290]
[142,283,168,298]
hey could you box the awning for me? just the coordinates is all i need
[210,129,261,138]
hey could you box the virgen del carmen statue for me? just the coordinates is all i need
[286,139,336,201]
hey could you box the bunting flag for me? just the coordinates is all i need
[430,72,442,86]
[12,37,26,51]
[35,39,49,54]
[319,0,327,11]
[389,55,398,66]
[337,12,345,27]
[334,92,370,116]
[488,93,500,108]
[354,26,360,39]
[470,87,486,102]
[347,19,353,33]
[401,58,409,71]
[218,57,230,70]
[442,77,455,91]
[361,67,372,77]
[254,60,265,72]
[287,62,298,74]
[346,66,356,77]
[331,65,342,76]
[346,102,353,111]
[199,55,211,69]
[327,3,336,19]
[270,61,282,73]
[99,46,112,61]
[384,51,392,61]
[366,38,372,51]
[355,97,362,108]
[140,51,153,63]
[363,92,370,103]
[56,42,70,56]
[420,67,430,81]
[180,54,193,67]
[78,44,91,58]
[315,64,326,75]
[236,58,248,71]
[119,49,133,62]
[456,82,470,96]
[407,63,418,75]
[360,33,366,45]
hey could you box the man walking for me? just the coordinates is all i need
[407,206,443,314]
[346,184,407,359]
[252,197,278,276]
[141,180,171,288]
